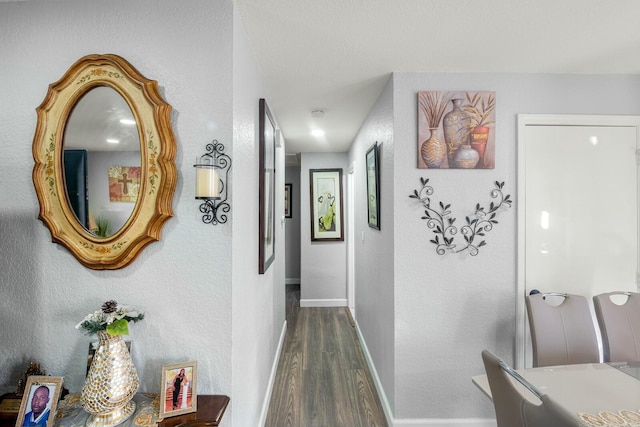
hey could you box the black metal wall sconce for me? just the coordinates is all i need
[194,140,231,225]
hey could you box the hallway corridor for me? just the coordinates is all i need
[265,284,387,427]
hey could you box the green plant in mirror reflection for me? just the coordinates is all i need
[94,217,112,238]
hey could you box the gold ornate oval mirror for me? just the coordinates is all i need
[33,54,177,270]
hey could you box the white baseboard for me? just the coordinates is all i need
[285,277,300,285]
[258,320,287,427]
[353,321,394,426]
[393,419,496,427]
[300,298,347,307]
[354,321,496,427]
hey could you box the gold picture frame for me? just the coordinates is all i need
[159,361,198,419]
[15,376,63,427]
[32,54,177,270]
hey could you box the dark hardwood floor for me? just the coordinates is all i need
[265,284,387,427]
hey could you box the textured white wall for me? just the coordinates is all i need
[300,153,348,305]
[0,0,233,393]
[0,2,285,427]
[231,5,286,426]
[392,73,640,421]
[347,76,395,411]
[348,72,640,424]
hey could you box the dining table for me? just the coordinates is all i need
[472,361,640,426]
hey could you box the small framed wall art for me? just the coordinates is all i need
[309,168,344,241]
[258,98,276,274]
[366,142,381,230]
[160,361,198,419]
[284,183,292,218]
[417,91,495,169]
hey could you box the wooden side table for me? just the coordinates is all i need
[0,392,22,427]
[158,395,229,427]
[1,394,229,427]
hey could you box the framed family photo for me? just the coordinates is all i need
[160,361,198,419]
[258,98,276,274]
[366,142,381,230]
[15,376,63,427]
[309,169,344,241]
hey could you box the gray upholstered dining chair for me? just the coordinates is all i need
[593,291,640,362]
[481,349,583,427]
[525,292,599,367]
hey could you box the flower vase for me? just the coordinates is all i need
[443,98,471,167]
[421,127,446,168]
[470,125,490,168]
[453,144,479,169]
[81,331,139,427]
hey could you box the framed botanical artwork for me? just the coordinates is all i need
[284,184,292,218]
[366,142,381,230]
[15,376,63,427]
[309,169,344,241]
[417,91,495,169]
[160,361,198,419]
[259,98,276,274]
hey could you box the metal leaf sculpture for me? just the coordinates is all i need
[409,178,512,256]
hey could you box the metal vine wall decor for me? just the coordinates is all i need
[409,178,512,256]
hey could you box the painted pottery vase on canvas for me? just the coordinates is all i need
[470,125,490,168]
[443,98,471,167]
[453,144,479,169]
[421,127,446,168]
[81,331,139,427]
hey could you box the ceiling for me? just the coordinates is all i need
[65,87,140,152]
[234,0,640,157]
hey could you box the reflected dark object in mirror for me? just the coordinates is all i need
[64,150,89,229]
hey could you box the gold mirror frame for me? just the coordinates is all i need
[32,54,177,270]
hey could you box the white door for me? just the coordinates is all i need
[516,115,640,368]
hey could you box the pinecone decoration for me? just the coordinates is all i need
[101,300,118,314]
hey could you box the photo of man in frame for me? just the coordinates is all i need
[21,385,51,427]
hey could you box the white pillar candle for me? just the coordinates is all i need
[196,166,219,198]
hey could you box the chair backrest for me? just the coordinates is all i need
[481,349,582,427]
[593,291,640,362]
[525,293,599,367]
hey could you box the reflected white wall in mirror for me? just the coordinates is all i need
[64,87,141,237]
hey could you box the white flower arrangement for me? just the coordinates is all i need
[76,300,144,336]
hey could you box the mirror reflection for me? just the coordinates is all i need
[63,86,141,237]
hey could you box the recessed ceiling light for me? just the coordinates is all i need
[311,129,325,137]
[120,118,136,125]
[106,138,120,144]
[311,109,325,118]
